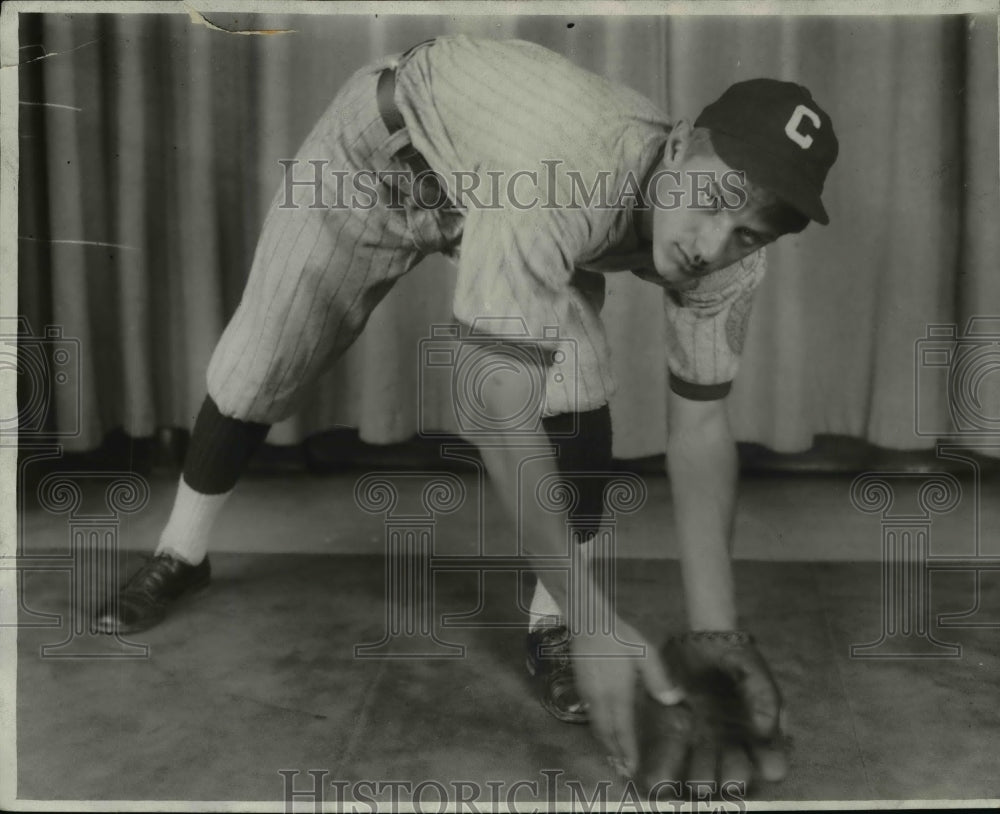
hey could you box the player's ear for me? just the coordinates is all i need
[665,120,693,165]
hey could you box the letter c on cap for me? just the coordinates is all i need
[785,104,821,149]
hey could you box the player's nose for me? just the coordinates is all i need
[690,221,728,270]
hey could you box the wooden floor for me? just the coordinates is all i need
[10,470,1000,806]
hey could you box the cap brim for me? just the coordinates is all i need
[709,131,830,225]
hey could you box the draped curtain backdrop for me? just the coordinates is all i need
[17,12,1000,457]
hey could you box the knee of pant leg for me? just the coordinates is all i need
[205,334,306,425]
[206,371,294,426]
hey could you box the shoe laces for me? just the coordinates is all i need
[123,554,176,597]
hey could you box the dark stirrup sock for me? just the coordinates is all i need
[182,396,272,495]
[529,406,614,631]
[541,405,613,540]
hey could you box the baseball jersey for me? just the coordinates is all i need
[395,36,765,412]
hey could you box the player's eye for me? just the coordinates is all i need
[699,185,723,211]
[735,227,760,246]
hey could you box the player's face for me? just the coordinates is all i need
[640,123,779,291]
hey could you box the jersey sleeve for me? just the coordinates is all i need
[663,248,766,401]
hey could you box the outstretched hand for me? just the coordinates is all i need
[571,617,682,778]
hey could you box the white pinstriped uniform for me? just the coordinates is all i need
[207,35,765,424]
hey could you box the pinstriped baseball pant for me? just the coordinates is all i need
[207,54,463,425]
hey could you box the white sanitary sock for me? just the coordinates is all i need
[528,578,564,631]
[154,477,231,566]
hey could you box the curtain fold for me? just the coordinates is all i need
[16,12,999,456]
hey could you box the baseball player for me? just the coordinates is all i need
[95,35,838,785]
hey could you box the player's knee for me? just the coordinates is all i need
[468,346,547,429]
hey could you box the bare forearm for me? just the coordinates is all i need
[666,400,739,631]
[469,352,592,614]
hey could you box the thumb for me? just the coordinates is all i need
[639,646,686,706]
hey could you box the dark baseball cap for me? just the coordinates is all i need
[694,78,839,225]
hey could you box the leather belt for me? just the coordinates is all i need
[376,67,408,135]
[376,66,454,209]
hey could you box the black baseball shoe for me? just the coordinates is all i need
[94,553,211,634]
[526,624,589,724]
